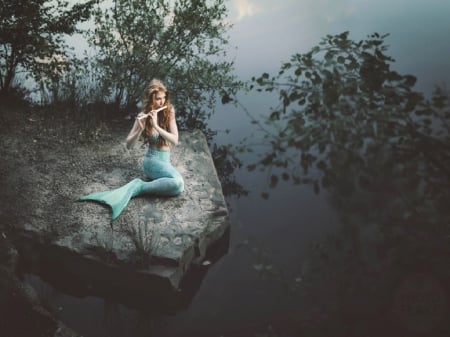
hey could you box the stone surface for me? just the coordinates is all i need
[1,112,229,290]
[67,129,229,287]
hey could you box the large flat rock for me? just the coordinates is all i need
[2,120,229,290]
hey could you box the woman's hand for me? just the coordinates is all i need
[149,110,158,126]
[136,113,147,130]
[137,109,158,127]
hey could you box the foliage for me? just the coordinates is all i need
[0,0,96,94]
[211,142,248,197]
[37,56,101,105]
[248,32,450,229]
[88,0,239,113]
[88,0,245,197]
[0,0,245,198]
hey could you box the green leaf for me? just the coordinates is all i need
[316,160,327,170]
[269,175,278,188]
[253,264,263,271]
[313,181,320,194]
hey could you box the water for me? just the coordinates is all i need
[22,1,450,336]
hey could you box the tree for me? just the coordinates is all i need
[0,0,95,94]
[89,0,245,197]
[89,0,238,115]
[248,32,449,232]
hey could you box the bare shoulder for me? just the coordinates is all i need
[169,105,176,118]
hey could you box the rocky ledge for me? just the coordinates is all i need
[1,112,229,300]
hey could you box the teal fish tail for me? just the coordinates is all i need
[79,178,142,220]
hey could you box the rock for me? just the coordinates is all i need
[2,122,230,293]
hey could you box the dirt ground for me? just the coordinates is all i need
[0,100,126,234]
[0,99,108,336]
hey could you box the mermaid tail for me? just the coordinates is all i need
[80,148,183,220]
[79,174,183,220]
[79,178,142,220]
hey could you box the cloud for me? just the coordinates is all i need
[232,0,262,21]
[324,5,356,23]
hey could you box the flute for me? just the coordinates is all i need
[137,106,167,120]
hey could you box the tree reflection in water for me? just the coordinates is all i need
[234,31,450,336]
[244,31,449,241]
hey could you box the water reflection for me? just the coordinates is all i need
[16,228,229,336]
[214,31,450,336]
[245,30,449,234]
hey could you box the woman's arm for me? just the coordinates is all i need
[126,114,146,149]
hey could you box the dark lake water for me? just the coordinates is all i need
[22,1,450,336]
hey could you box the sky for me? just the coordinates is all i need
[66,0,450,94]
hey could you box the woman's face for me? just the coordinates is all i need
[154,90,166,108]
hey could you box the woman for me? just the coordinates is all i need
[80,79,184,220]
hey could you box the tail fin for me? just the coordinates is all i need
[79,179,141,220]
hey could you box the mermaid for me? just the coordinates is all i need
[79,79,184,220]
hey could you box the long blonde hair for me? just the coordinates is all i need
[142,79,173,147]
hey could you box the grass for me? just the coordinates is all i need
[125,220,161,267]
